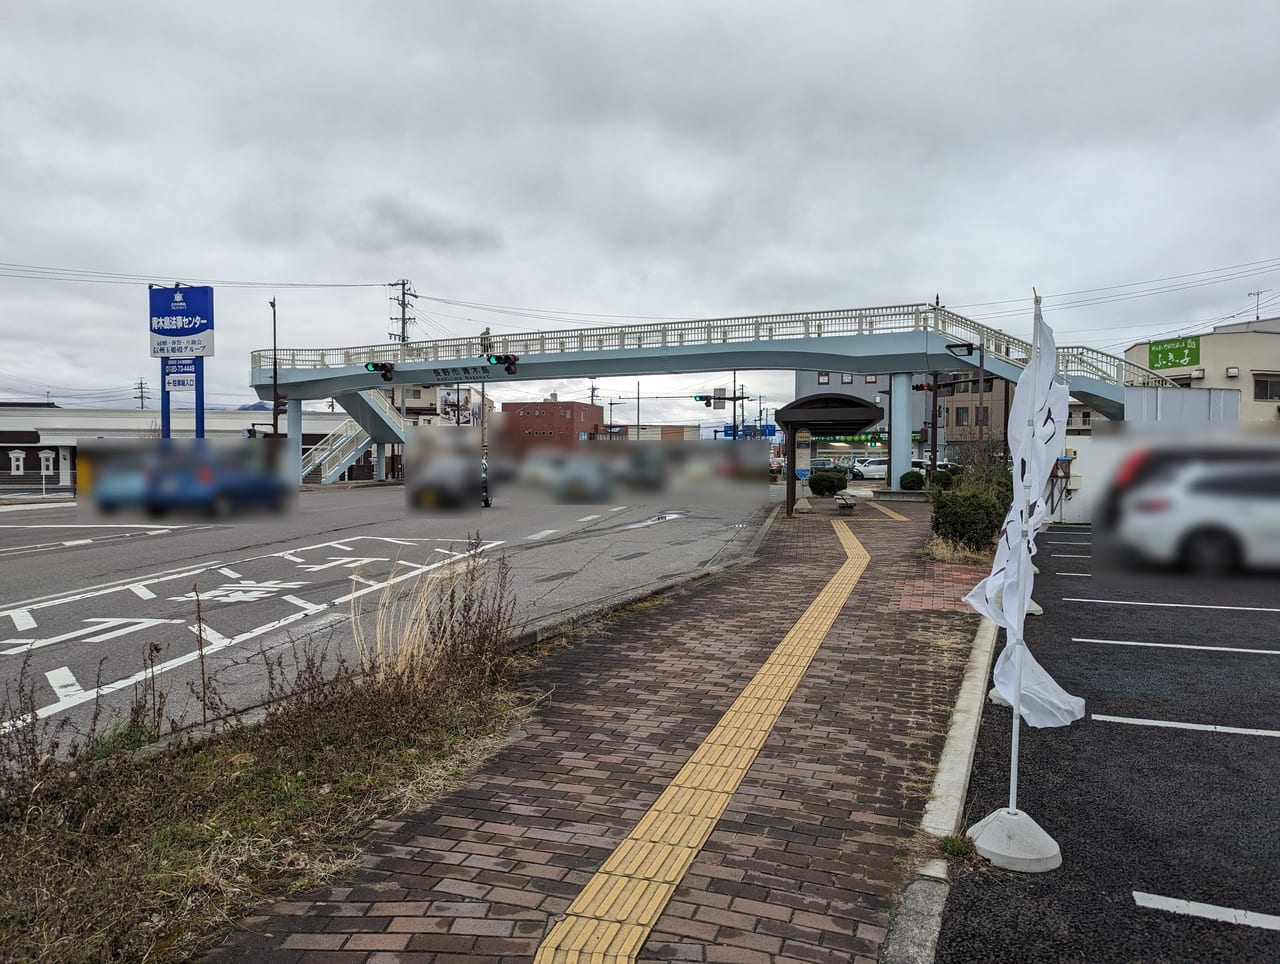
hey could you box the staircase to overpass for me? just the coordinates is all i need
[253,303,1176,486]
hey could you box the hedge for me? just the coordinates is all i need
[930,482,1006,550]
[899,469,925,491]
[806,471,848,497]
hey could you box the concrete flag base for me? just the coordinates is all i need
[967,808,1062,873]
[1027,597,1043,616]
[988,686,1011,707]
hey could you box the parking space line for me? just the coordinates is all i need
[1052,553,1090,558]
[1093,714,1280,738]
[1075,637,1280,656]
[1056,572,1090,577]
[1065,598,1280,614]
[1133,891,1280,931]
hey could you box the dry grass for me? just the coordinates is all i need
[0,538,527,962]
[919,533,995,567]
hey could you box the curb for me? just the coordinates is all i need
[881,616,998,964]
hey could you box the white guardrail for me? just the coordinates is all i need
[251,305,1177,390]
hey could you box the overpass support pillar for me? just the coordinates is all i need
[287,398,303,489]
[889,372,912,490]
[374,444,386,481]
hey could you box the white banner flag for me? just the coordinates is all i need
[964,300,1084,728]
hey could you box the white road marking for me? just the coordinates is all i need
[283,595,327,614]
[169,581,308,603]
[146,529,171,536]
[1093,714,1280,738]
[374,537,417,545]
[329,542,354,551]
[128,584,157,600]
[1051,553,1090,558]
[0,523,164,529]
[1056,572,1091,577]
[577,514,601,522]
[1045,540,1090,545]
[609,506,628,512]
[1064,598,1280,614]
[217,567,242,579]
[526,529,558,541]
[7,610,35,631]
[188,624,232,647]
[1,617,186,656]
[45,667,83,700]
[1074,637,1280,656]
[296,556,388,572]
[278,553,304,562]
[44,665,82,696]
[433,548,468,557]
[5,544,501,731]
[61,539,92,547]
[349,575,380,586]
[1133,891,1280,931]
[0,565,218,615]
[0,503,75,513]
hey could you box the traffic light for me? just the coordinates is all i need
[487,353,519,374]
[693,394,712,407]
[911,383,932,391]
[365,362,395,381]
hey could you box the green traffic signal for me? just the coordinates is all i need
[364,362,377,372]
[487,354,501,365]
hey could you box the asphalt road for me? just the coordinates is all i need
[0,482,773,742]
[936,524,1280,963]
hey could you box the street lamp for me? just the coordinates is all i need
[946,341,986,460]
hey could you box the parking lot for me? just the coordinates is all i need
[937,523,1280,963]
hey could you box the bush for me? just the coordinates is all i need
[806,471,848,497]
[929,466,962,490]
[899,469,925,491]
[931,482,1007,550]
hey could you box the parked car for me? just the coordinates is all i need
[858,457,890,480]
[408,454,484,511]
[553,455,615,503]
[1115,460,1280,574]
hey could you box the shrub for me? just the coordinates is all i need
[806,471,848,497]
[931,482,1006,550]
[929,466,962,490]
[899,469,925,491]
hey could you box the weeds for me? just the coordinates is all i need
[0,539,523,961]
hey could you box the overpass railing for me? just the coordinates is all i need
[251,303,1177,390]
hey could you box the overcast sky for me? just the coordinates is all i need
[3,1,1278,428]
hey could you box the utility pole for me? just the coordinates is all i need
[589,378,598,408]
[732,370,738,440]
[1248,289,1272,321]
[390,279,414,478]
[636,380,641,441]
[134,378,149,410]
[270,297,280,437]
[930,372,939,472]
[608,399,622,435]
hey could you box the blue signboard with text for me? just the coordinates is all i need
[149,286,215,357]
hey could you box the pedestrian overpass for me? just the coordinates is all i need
[249,303,1175,488]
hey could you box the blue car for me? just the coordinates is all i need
[144,448,289,517]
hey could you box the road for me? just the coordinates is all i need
[937,523,1280,963]
[0,483,774,741]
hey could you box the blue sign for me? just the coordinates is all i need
[763,424,777,438]
[150,286,214,357]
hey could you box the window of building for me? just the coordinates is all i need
[8,450,24,475]
[955,407,970,426]
[817,372,830,385]
[39,450,55,475]
[840,373,853,384]
[864,375,878,384]
[409,389,421,399]
[1254,377,1280,401]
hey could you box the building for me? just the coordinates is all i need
[1125,317,1280,423]
[498,395,608,456]
[0,404,346,494]
[386,384,493,427]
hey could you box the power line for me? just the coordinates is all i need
[0,260,386,289]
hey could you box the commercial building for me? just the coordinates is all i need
[498,396,608,456]
[1125,317,1280,424]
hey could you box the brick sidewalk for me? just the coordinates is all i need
[208,500,982,963]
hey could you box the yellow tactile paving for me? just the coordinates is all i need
[864,500,910,521]
[535,521,870,964]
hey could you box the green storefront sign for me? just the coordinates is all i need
[1148,336,1200,370]
[812,432,922,444]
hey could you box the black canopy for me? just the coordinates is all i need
[775,393,883,516]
